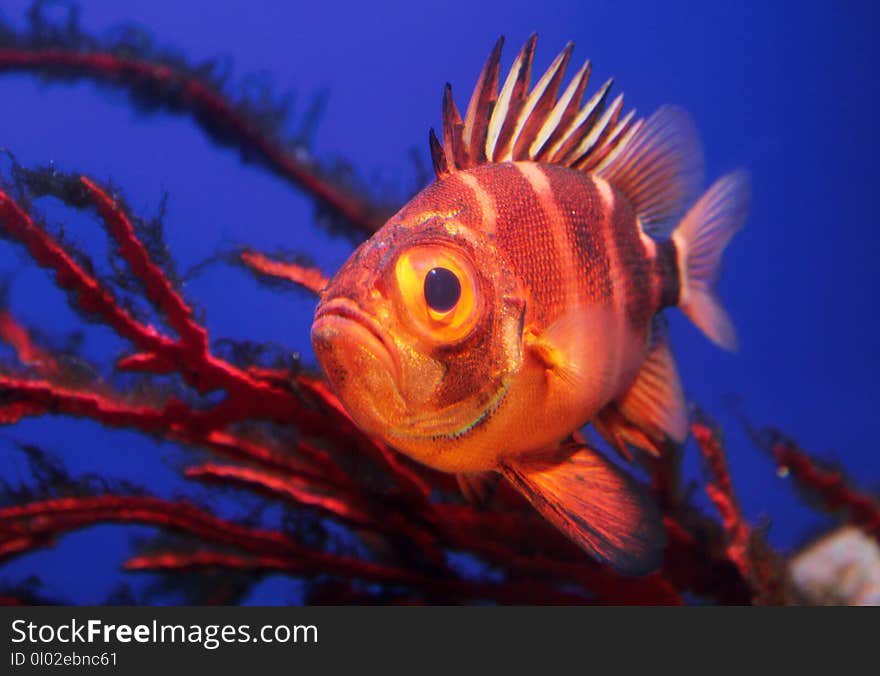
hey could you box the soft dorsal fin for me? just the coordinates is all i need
[501,444,666,576]
[434,35,639,175]
[596,105,704,234]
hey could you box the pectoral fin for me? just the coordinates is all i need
[501,444,666,576]
[524,310,597,389]
[526,322,584,387]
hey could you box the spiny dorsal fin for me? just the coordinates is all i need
[565,93,626,169]
[434,35,640,179]
[596,105,704,234]
[543,77,613,164]
[529,58,592,161]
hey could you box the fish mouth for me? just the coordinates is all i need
[312,297,402,385]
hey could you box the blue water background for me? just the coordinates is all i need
[0,0,875,603]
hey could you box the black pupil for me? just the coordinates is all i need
[424,267,461,313]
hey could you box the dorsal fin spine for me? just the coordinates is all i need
[565,92,624,167]
[529,59,591,161]
[443,36,660,179]
[429,128,449,177]
[442,84,468,170]
[509,42,573,161]
[487,34,538,161]
[546,79,613,163]
[578,108,638,172]
[463,36,504,165]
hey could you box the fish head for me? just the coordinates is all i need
[311,207,525,470]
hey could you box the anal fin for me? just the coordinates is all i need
[595,319,688,457]
[501,444,666,576]
[593,404,657,459]
[456,471,500,508]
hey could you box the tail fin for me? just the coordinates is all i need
[672,171,750,351]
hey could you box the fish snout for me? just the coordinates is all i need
[311,296,402,386]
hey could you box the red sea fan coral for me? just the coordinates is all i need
[0,3,875,605]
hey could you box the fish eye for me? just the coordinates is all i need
[394,245,481,343]
[424,267,461,313]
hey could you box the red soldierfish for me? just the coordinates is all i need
[311,36,750,575]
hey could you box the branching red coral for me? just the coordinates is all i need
[771,436,880,541]
[692,416,787,604]
[692,419,750,569]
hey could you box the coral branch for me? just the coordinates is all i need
[0,183,353,431]
[184,463,375,526]
[0,490,671,603]
[0,11,388,236]
[771,436,880,541]
[693,420,751,568]
[0,495,297,561]
[124,551,598,605]
[693,417,787,604]
[0,311,60,377]
[80,178,207,350]
[241,250,328,295]
[0,187,162,350]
